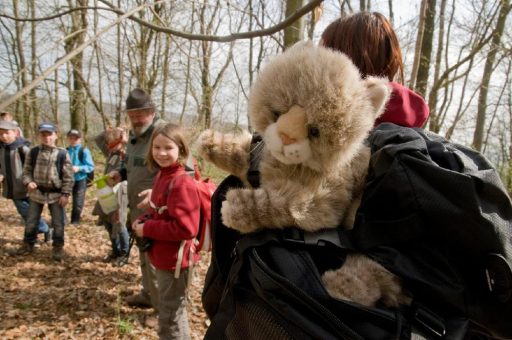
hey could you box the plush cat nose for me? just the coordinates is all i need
[279,132,296,145]
[276,105,307,145]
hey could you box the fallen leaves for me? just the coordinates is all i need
[0,194,210,339]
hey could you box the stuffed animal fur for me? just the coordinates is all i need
[197,42,410,307]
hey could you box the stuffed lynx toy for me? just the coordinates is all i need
[197,42,410,307]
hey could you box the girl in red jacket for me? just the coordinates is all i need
[132,122,200,339]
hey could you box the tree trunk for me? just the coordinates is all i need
[13,0,30,135]
[116,0,123,126]
[409,0,427,89]
[415,0,436,97]
[29,0,37,139]
[472,0,510,151]
[283,0,304,50]
[427,0,447,132]
[388,0,394,24]
[65,0,88,131]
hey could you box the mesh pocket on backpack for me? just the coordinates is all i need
[226,287,311,340]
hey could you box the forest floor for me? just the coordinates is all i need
[0,191,210,339]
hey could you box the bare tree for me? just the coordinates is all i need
[284,0,304,49]
[62,0,88,131]
[414,0,436,97]
[472,0,511,151]
[427,0,447,131]
[387,0,394,24]
[425,0,503,135]
[12,0,30,135]
[192,0,235,129]
[29,0,37,138]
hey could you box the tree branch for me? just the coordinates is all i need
[1,0,324,42]
[0,7,111,22]
[98,0,324,42]
[0,3,151,112]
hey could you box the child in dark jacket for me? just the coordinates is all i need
[131,123,200,339]
[20,122,74,261]
[0,120,50,241]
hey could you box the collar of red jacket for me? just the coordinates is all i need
[375,82,430,128]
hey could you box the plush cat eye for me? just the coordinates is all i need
[308,125,320,138]
[271,110,280,120]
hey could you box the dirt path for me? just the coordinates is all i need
[0,195,209,339]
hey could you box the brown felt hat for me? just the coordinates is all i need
[125,88,155,112]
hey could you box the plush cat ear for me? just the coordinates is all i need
[364,77,391,118]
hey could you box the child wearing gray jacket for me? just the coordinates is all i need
[0,120,50,242]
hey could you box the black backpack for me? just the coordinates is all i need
[201,124,512,339]
[30,146,67,179]
[67,146,94,186]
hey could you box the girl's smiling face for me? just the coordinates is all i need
[151,133,179,168]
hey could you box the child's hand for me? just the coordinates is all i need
[136,189,152,209]
[132,220,145,238]
[107,171,121,186]
[59,195,69,207]
[27,181,38,191]
[72,166,80,173]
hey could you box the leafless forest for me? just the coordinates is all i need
[1,0,511,189]
[0,0,511,337]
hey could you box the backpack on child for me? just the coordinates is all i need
[30,146,67,179]
[182,156,217,249]
[178,154,216,253]
[202,123,512,339]
[67,146,94,186]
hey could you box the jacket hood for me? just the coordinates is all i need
[375,82,429,128]
[2,137,29,150]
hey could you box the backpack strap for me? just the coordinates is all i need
[18,146,26,165]
[78,146,84,163]
[67,145,85,163]
[30,146,40,171]
[56,149,66,179]
[248,134,263,188]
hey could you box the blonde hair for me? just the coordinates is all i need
[146,123,189,171]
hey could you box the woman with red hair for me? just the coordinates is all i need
[321,12,429,128]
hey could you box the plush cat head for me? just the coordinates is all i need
[248,41,391,173]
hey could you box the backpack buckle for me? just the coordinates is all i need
[411,304,446,339]
[282,228,333,247]
[484,253,512,302]
[281,228,307,245]
[281,228,354,250]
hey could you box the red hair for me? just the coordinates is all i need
[321,12,404,83]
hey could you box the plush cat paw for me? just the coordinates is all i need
[321,254,409,308]
[221,189,259,233]
[322,267,381,307]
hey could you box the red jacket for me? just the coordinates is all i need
[375,82,430,128]
[142,163,200,270]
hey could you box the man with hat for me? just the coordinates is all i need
[66,128,94,225]
[0,120,50,242]
[106,88,164,315]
